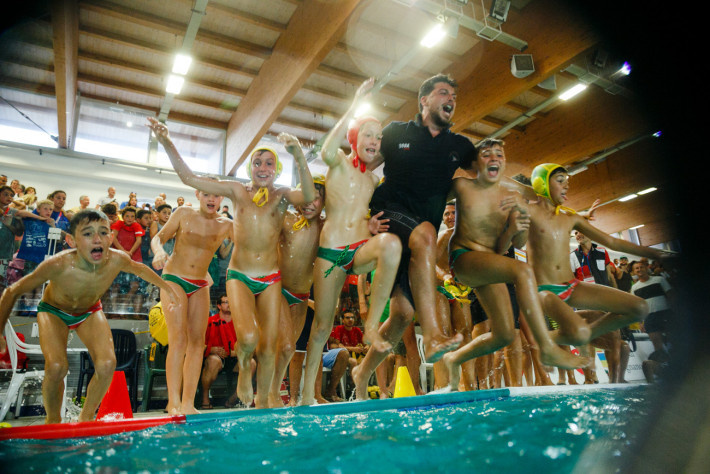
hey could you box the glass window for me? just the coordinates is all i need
[155,120,225,175]
[0,88,59,148]
[74,100,151,162]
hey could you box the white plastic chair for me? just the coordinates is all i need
[415,334,434,392]
[1,322,67,421]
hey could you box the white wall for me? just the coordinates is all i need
[0,140,199,210]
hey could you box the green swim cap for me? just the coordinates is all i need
[531,163,567,199]
[247,147,283,179]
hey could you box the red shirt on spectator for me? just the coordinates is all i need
[110,220,145,262]
[0,333,28,369]
[330,325,363,348]
[204,314,237,358]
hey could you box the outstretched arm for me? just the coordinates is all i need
[121,255,180,307]
[321,78,375,168]
[0,259,60,348]
[573,216,671,262]
[278,133,316,206]
[147,117,235,197]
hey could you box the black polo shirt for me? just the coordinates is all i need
[370,116,475,230]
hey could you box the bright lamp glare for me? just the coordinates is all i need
[354,103,371,118]
[559,83,588,101]
[618,194,638,202]
[166,75,185,94]
[637,187,657,195]
[420,23,446,48]
[619,61,631,75]
[629,224,645,230]
[172,54,192,75]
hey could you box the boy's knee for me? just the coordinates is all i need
[495,327,516,349]
[568,324,592,346]
[94,355,117,377]
[632,299,650,321]
[409,223,437,250]
[45,359,69,380]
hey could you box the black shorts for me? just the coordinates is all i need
[370,205,426,309]
[469,284,520,329]
[644,309,673,334]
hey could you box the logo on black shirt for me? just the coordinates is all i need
[398,143,410,150]
[450,151,460,162]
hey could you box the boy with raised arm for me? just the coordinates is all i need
[0,209,179,423]
[301,78,401,404]
[440,139,589,392]
[148,117,316,409]
[510,163,673,343]
[267,175,327,407]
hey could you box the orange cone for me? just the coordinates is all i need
[96,371,133,420]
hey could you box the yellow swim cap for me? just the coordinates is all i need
[531,163,567,200]
[247,147,282,179]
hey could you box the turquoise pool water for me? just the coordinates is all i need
[1,386,652,473]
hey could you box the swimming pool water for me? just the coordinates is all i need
[1,386,653,473]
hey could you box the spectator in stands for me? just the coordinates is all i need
[70,195,91,214]
[631,260,674,355]
[47,190,70,234]
[202,294,256,409]
[96,186,117,208]
[329,311,367,373]
[1,186,25,286]
[119,192,137,210]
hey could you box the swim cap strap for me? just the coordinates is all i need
[252,187,269,207]
[555,205,577,216]
[352,156,366,173]
[292,215,310,231]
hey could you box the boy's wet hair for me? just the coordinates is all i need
[475,138,505,153]
[69,209,109,235]
[418,74,458,112]
[136,208,151,220]
[155,203,172,213]
[121,205,137,216]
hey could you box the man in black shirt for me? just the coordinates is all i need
[366,74,475,366]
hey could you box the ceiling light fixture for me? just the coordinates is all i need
[172,54,193,75]
[629,224,645,230]
[618,194,638,202]
[559,83,588,101]
[420,22,447,48]
[637,187,657,195]
[166,75,185,95]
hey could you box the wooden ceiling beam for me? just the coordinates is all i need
[502,87,654,177]
[51,0,79,149]
[448,0,599,133]
[225,0,367,174]
[80,1,272,60]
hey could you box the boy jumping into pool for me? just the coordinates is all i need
[149,117,316,409]
[440,139,589,391]
[0,209,179,423]
[301,78,401,404]
[506,162,673,344]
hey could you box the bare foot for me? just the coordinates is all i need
[165,404,181,416]
[364,330,392,353]
[181,405,200,416]
[268,392,286,409]
[540,345,591,370]
[424,333,463,363]
[299,395,316,406]
[316,396,329,404]
[351,364,370,401]
[442,352,461,392]
[237,371,254,407]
